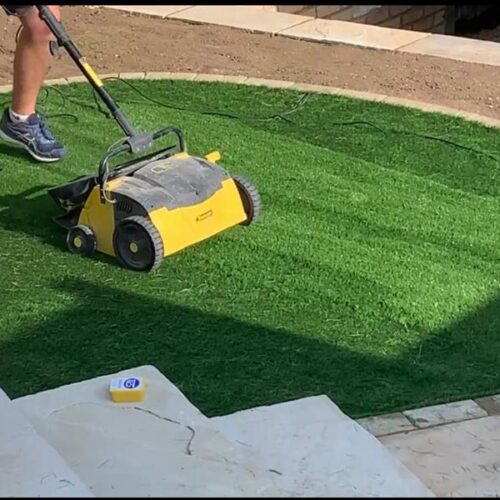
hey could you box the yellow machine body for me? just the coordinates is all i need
[148,178,246,257]
[78,173,247,258]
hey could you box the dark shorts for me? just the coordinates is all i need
[2,5,34,16]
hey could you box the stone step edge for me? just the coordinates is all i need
[356,393,500,438]
[0,72,497,129]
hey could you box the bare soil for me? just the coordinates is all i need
[0,6,499,119]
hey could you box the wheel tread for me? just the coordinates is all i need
[233,174,261,225]
[115,215,164,272]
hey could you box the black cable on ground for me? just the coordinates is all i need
[98,77,500,163]
[98,76,312,123]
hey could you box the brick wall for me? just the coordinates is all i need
[275,5,448,34]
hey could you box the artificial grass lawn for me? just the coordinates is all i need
[1,79,500,418]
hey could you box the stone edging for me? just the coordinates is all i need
[0,72,498,129]
[357,394,500,438]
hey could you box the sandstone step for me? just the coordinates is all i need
[0,388,93,497]
[12,365,289,497]
[211,395,435,497]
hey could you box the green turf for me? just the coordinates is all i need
[1,79,500,418]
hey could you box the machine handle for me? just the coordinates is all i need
[98,126,187,203]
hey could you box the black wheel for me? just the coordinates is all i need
[66,225,96,257]
[233,175,261,226]
[113,215,164,272]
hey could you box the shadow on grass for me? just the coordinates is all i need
[1,278,499,418]
[0,185,65,248]
[0,185,120,268]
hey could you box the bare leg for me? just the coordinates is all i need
[11,5,60,116]
[0,5,67,161]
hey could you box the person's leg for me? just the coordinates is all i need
[0,5,67,162]
[12,5,60,116]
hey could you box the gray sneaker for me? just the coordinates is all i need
[0,108,67,162]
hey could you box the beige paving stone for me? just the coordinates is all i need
[278,18,430,51]
[66,75,88,84]
[118,71,146,80]
[105,5,193,18]
[163,72,198,81]
[381,416,500,497]
[357,412,416,437]
[144,71,176,80]
[326,87,388,101]
[144,71,197,81]
[404,399,488,429]
[169,6,310,35]
[399,34,500,67]
[0,84,12,94]
[44,78,69,86]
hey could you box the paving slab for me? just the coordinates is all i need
[381,416,500,497]
[278,18,430,51]
[13,366,289,497]
[168,6,310,35]
[118,71,145,80]
[44,78,70,86]
[403,399,488,429]
[106,5,193,18]
[400,34,500,67]
[0,389,93,497]
[144,71,197,81]
[211,395,434,497]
